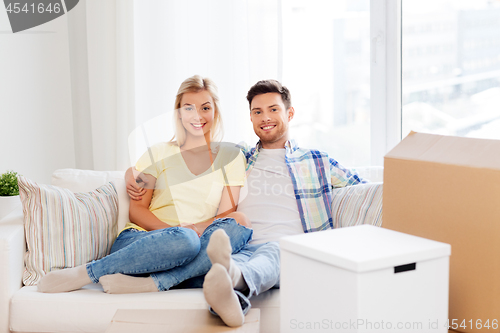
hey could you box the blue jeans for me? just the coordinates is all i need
[233,242,281,298]
[86,218,253,291]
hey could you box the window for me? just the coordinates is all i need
[402,0,500,140]
[134,1,500,169]
[282,0,371,167]
[132,0,375,168]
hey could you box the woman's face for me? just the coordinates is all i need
[178,89,215,139]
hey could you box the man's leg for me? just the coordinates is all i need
[203,242,280,326]
[234,242,281,297]
[205,229,246,289]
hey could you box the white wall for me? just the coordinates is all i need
[0,8,75,184]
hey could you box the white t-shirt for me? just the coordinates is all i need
[237,148,303,244]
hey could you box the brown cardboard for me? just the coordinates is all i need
[105,308,260,333]
[383,132,500,333]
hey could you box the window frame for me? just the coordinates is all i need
[370,0,402,166]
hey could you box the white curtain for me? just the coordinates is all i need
[67,0,282,169]
[67,0,135,171]
[130,0,282,163]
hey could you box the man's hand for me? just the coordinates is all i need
[125,167,148,201]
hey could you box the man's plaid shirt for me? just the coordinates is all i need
[238,140,367,233]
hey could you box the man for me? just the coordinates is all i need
[126,79,366,327]
[199,79,366,326]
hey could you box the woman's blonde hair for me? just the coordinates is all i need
[171,75,223,146]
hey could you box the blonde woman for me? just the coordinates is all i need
[38,75,252,294]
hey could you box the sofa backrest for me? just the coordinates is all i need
[51,169,130,231]
[351,166,384,183]
[331,182,383,228]
[50,168,384,233]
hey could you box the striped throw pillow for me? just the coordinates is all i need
[18,176,118,286]
[331,182,383,229]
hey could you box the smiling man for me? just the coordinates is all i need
[249,90,294,149]
[202,79,367,327]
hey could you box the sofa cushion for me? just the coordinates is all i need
[331,182,383,228]
[18,177,118,286]
[51,169,130,231]
[10,285,280,333]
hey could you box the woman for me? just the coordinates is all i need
[38,75,252,294]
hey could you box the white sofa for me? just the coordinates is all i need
[0,167,383,333]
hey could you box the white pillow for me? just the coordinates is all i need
[331,182,383,228]
[18,176,118,286]
[51,169,129,231]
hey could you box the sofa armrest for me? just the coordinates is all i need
[0,208,25,333]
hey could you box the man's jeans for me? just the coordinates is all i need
[232,242,281,314]
[86,218,253,291]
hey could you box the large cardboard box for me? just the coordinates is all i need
[383,132,500,333]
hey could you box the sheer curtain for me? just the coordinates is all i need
[67,0,374,169]
[130,0,281,163]
[67,0,135,171]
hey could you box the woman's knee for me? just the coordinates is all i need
[227,211,252,228]
[164,227,201,259]
[176,228,201,258]
[109,229,145,254]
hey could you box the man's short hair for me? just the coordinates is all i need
[246,79,292,110]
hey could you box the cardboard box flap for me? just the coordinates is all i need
[106,309,260,333]
[280,225,450,273]
[385,131,500,170]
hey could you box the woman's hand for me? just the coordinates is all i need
[182,223,202,237]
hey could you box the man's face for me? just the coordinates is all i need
[250,93,294,149]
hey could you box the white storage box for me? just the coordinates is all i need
[280,225,451,333]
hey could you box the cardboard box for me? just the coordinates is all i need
[383,131,500,333]
[105,308,260,333]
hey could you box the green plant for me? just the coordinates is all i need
[0,170,20,196]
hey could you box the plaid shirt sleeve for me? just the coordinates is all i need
[236,141,259,172]
[329,157,368,188]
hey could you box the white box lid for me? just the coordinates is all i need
[279,225,451,273]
